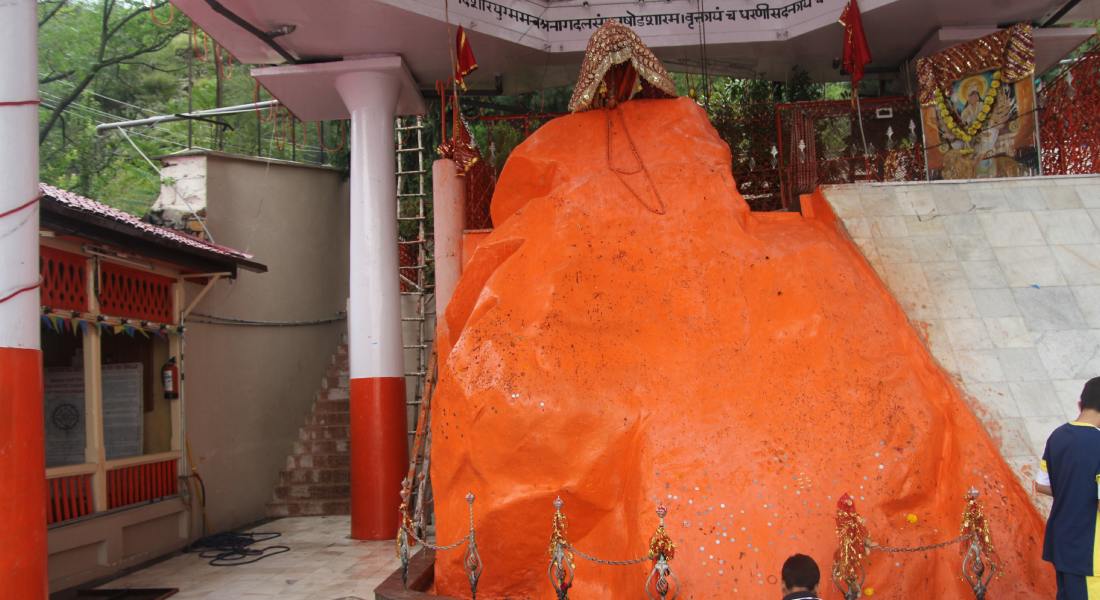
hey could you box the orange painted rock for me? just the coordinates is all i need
[430,97,1052,598]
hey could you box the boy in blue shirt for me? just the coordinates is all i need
[1036,377,1100,600]
[780,554,822,600]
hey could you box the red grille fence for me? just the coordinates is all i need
[776,96,926,209]
[1039,45,1100,176]
[98,263,175,323]
[40,247,88,312]
[106,456,179,510]
[46,470,95,526]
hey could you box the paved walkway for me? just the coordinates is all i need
[98,516,399,600]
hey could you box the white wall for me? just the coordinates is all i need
[822,175,1100,510]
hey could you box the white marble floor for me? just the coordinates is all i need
[98,516,399,600]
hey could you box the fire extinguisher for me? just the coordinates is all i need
[162,357,180,400]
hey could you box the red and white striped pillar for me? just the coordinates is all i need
[335,70,408,540]
[0,0,48,595]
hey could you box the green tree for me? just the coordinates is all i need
[38,0,349,214]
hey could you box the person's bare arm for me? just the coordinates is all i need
[1035,459,1052,496]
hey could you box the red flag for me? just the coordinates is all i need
[455,26,478,90]
[839,0,872,88]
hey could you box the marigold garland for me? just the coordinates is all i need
[934,70,1002,143]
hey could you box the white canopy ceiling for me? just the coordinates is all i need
[171,0,1097,95]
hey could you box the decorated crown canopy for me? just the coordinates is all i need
[568,20,677,113]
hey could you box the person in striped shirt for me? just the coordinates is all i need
[1036,377,1100,600]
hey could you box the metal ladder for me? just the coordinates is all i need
[394,116,434,447]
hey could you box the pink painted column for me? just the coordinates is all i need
[335,70,408,540]
[0,0,48,596]
[432,159,466,315]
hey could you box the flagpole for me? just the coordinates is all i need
[854,89,869,156]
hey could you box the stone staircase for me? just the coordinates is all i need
[267,342,352,517]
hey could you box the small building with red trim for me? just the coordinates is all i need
[36,182,266,588]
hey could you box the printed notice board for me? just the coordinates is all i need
[103,363,143,459]
[44,367,86,467]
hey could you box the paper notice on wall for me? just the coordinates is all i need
[103,363,143,460]
[44,367,86,468]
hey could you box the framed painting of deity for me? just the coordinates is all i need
[917,24,1040,180]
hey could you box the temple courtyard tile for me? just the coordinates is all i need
[94,516,399,599]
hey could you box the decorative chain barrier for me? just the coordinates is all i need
[548,497,680,600]
[869,534,969,554]
[397,488,483,599]
[832,487,998,600]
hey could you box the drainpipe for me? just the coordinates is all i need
[335,70,408,540]
[0,0,48,597]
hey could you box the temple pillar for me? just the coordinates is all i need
[335,70,408,540]
[251,55,423,541]
[432,159,466,315]
[0,0,48,595]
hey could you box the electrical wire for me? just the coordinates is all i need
[41,91,327,156]
[187,311,347,327]
[185,531,290,566]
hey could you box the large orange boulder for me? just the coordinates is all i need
[430,97,1052,598]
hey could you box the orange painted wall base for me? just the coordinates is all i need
[349,376,407,540]
[0,346,47,597]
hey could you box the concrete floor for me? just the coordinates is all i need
[97,516,399,600]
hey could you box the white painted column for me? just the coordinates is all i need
[334,70,408,540]
[432,159,466,315]
[0,0,47,596]
[0,0,40,352]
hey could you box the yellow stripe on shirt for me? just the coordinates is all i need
[1095,510,1100,582]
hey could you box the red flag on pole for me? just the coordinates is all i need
[839,0,871,88]
[455,26,478,90]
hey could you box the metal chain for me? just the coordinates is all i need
[408,528,470,552]
[869,533,971,554]
[567,543,649,566]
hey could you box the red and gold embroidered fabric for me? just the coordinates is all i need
[568,20,676,113]
[916,24,1034,106]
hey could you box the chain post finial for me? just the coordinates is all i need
[961,486,997,599]
[645,503,679,599]
[548,495,575,599]
[396,477,415,587]
[462,491,483,599]
[831,493,869,600]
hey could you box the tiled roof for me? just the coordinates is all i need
[39,183,255,262]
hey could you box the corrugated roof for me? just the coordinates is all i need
[39,183,256,263]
